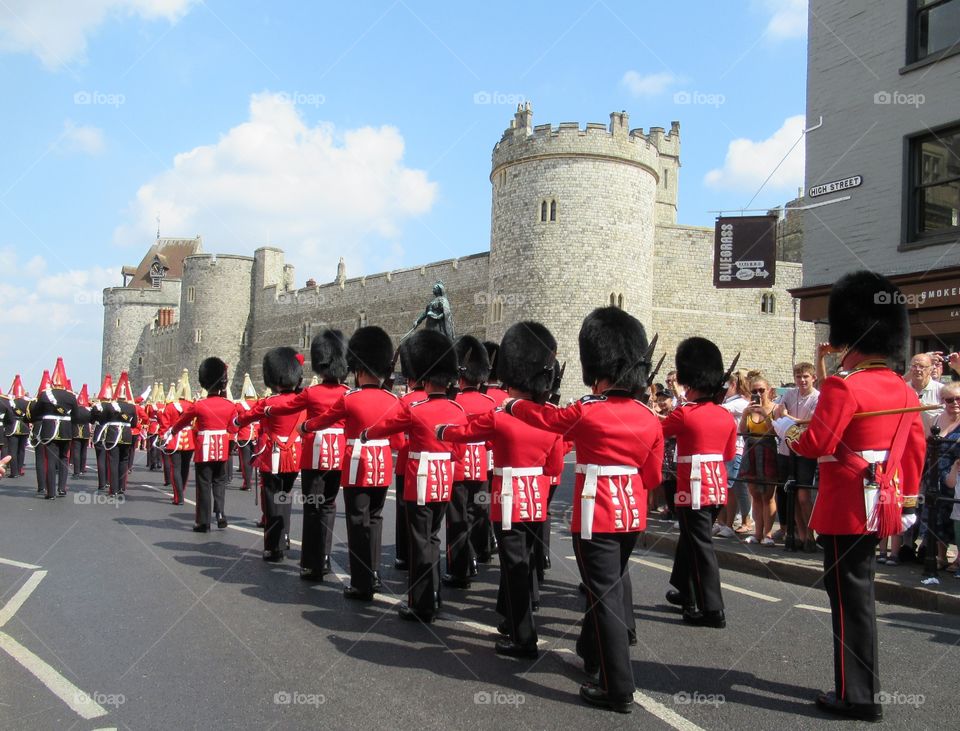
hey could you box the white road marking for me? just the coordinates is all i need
[0,556,42,570]
[0,571,47,627]
[457,620,497,635]
[794,603,830,614]
[630,557,781,603]
[795,604,960,636]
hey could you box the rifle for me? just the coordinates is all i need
[646,353,667,389]
[548,361,566,405]
[381,346,403,392]
[625,333,657,401]
[480,348,498,394]
[714,352,741,403]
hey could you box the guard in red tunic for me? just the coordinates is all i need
[234,373,260,493]
[662,338,736,628]
[362,329,466,622]
[91,374,113,491]
[27,358,80,499]
[444,335,496,588]
[132,396,148,472]
[438,322,564,657]
[299,326,402,599]
[266,330,349,580]
[784,271,925,722]
[504,307,663,713]
[478,340,509,561]
[393,375,426,571]
[236,347,306,562]
[165,358,238,532]
[159,372,195,505]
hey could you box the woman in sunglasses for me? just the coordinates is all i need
[924,381,960,572]
[739,376,779,545]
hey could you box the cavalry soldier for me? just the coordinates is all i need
[504,307,663,713]
[299,327,402,598]
[265,330,349,580]
[235,373,260,493]
[95,371,138,495]
[91,375,113,491]
[662,337,736,628]
[361,329,465,622]
[236,347,306,562]
[783,271,925,722]
[160,371,196,505]
[70,384,93,477]
[392,354,426,571]
[3,375,29,478]
[444,336,496,587]
[165,358,238,532]
[27,358,80,499]
[438,322,564,657]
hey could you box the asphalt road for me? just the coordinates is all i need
[0,447,958,731]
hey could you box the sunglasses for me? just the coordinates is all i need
[750,389,767,394]
[945,397,960,405]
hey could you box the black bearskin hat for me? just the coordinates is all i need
[400,330,458,387]
[675,337,725,395]
[262,347,303,392]
[455,335,490,386]
[499,321,557,399]
[579,307,649,391]
[198,357,228,392]
[310,329,348,381]
[483,341,500,382]
[346,326,393,379]
[828,270,908,360]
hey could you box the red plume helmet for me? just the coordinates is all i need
[51,357,69,389]
[114,372,133,402]
[77,384,90,407]
[9,375,25,399]
[37,370,52,393]
[97,374,114,401]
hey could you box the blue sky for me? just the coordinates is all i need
[0,0,808,391]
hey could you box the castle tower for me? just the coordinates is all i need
[487,104,678,401]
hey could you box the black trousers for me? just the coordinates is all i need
[301,469,341,571]
[670,506,724,613]
[195,461,228,526]
[162,447,171,485]
[406,502,446,616]
[94,443,107,489]
[446,480,484,578]
[573,531,638,700]
[262,471,296,552]
[5,434,25,477]
[167,451,193,502]
[534,483,559,578]
[494,523,538,646]
[71,438,88,476]
[105,444,131,495]
[147,436,161,470]
[822,534,880,706]
[37,440,70,497]
[472,478,494,559]
[395,475,409,560]
[343,487,386,593]
[225,441,234,482]
[237,442,255,489]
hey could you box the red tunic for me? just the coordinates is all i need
[454,388,497,481]
[790,363,925,535]
[661,401,736,509]
[145,404,160,436]
[167,396,240,463]
[483,385,510,471]
[267,383,348,470]
[159,400,196,451]
[394,389,426,477]
[133,404,148,437]
[506,394,663,537]
[235,392,305,473]
[234,399,259,446]
[365,394,467,504]
[439,408,563,526]
[301,385,402,488]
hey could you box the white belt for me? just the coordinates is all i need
[348,438,390,485]
[575,464,638,540]
[818,449,889,464]
[410,451,451,505]
[492,466,542,530]
[311,427,344,468]
[676,453,724,511]
[270,434,300,473]
[42,415,72,421]
[199,429,228,461]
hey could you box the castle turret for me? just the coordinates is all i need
[487,104,669,401]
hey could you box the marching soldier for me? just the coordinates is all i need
[71,385,92,477]
[145,383,163,471]
[96,372,138,495]
[392,357,426,571]
[235,373,260,493]
[165,358,238,532]
[437,322,564,657]
[4,376,29,478]
[265,330,349,580]
[504,307,663,713]
[444,336,496,587]
[299,327,402,598]
[160,371,195,505]
[27,358,80,499]
[236,347,306,562]
[91,375,113,491]
[360,329,465,622]
[783,271,925,722]
[662,338,736,628]
[478,340,509,562]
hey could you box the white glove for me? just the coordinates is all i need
[901,513,917,533]
[772,416,796,442]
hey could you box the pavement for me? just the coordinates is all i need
[0,449,958,730]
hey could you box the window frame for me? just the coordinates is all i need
[904,0,960,69]
[902,120,960,249]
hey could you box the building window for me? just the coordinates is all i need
[358,311,367,328]
[187,286,195,303]
[549,199,557,221]
[116,318,121,328]
[609,293,616,306]
[301,322,310,349]
[137,355,143,366]
[194,329,202,343]
[241,330,247,346]
[761,293,776,315]
[491,299,504,323]
[663,169,670,189]
[911,0,960,62]
[618,294,625,309]
[909,123,960,242]
[540,200,548,222]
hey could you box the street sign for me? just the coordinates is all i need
[714,215,778,289]
[808,175,862,198]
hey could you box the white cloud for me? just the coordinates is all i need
[0,248,118,392]
[621,70,678,97]
[704,114,806,193]
[757,0,807,41]
[0,0,195,69]
[59,120,105,155]
[113,92,438,281]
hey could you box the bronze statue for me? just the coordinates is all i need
[413,281,455,340]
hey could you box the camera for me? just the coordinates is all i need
[751,393,761,405]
